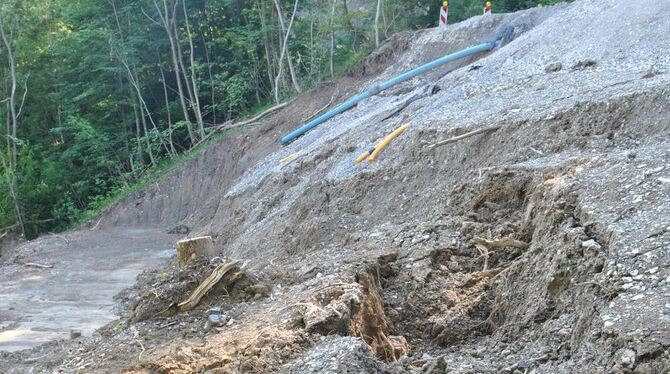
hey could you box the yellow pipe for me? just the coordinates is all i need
[355,150,372,164]
[367,124,409,163]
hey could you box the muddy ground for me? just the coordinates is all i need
[2,0,670,373]
[0,228,178,352]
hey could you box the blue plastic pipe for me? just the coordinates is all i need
[280,41,497,145]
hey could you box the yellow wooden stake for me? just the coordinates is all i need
[368,124,410,163]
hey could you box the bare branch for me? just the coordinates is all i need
[141,7,162,26]
[152,0,167,25]
[16,73,29,120]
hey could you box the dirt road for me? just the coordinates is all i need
[0,227,178,352]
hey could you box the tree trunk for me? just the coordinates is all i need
[330,0,337,79]
[375,0,382,48]
[342,0,357,51]
[309,14,316,81]
[153,0,195,146]
[273,0,300,104]
[113,45,171,159]
[131,96,145,166]
[381,0,388,38]
[110,0,146,162]
[176,236,215,267]
[158,54,177,155]
[273,0,301,95]
[180,0,205,140]
[173,20,200,134]
[0,16,17,170]
[0,13,25,237]
[200,32,216,124]
[258,0,276,95]
[138,97,157,166]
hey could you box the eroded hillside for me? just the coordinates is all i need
[2,1,669,373]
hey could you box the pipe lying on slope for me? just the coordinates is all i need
[280,25,514,145]
[356,123,410,164]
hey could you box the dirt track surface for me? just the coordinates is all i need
[0,227,177,352]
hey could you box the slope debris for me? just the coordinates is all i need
[2,1,670,373]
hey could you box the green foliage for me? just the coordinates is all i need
[0,0,570,239]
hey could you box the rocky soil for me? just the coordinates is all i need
[2,0,669,373]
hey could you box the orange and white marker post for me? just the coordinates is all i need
[483,1,493,15]
[439,1,449,28]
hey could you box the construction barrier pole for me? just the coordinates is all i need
[439,2,449,28]
[484,1,493,15]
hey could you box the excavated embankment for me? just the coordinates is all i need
[2,0,669,373]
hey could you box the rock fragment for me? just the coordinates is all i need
[545,62,563,73]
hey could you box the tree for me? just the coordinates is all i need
[0,9,27,236]
[273,0,300,103]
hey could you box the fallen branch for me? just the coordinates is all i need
[645,226,668,239]
[303,92,337,123]
[223,101,288,129]
[24,262,54,269]
[177,261,241,312]
[193,102,289,148]
[0,218,56,232]
[159,320,180,329]
[428,125,501,149]
[89,218,103,231]
[381,84,439,121]
[474,243,490,271]
[278,150,304,165]
[135,339,146,361]
[48,233,70,244]
[472,236,529,250]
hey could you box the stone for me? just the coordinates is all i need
[571,59,598,70]
[168,225,191,235]
[206,306,222,315]
[206,314,228,329]
[582,239,601,250]
[545,62,563,73]
[617,348,636,367]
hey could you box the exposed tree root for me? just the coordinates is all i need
[177,261,242,312]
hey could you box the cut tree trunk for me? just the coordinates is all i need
[176,236,215,267]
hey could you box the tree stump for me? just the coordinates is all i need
[176,236,215,267]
